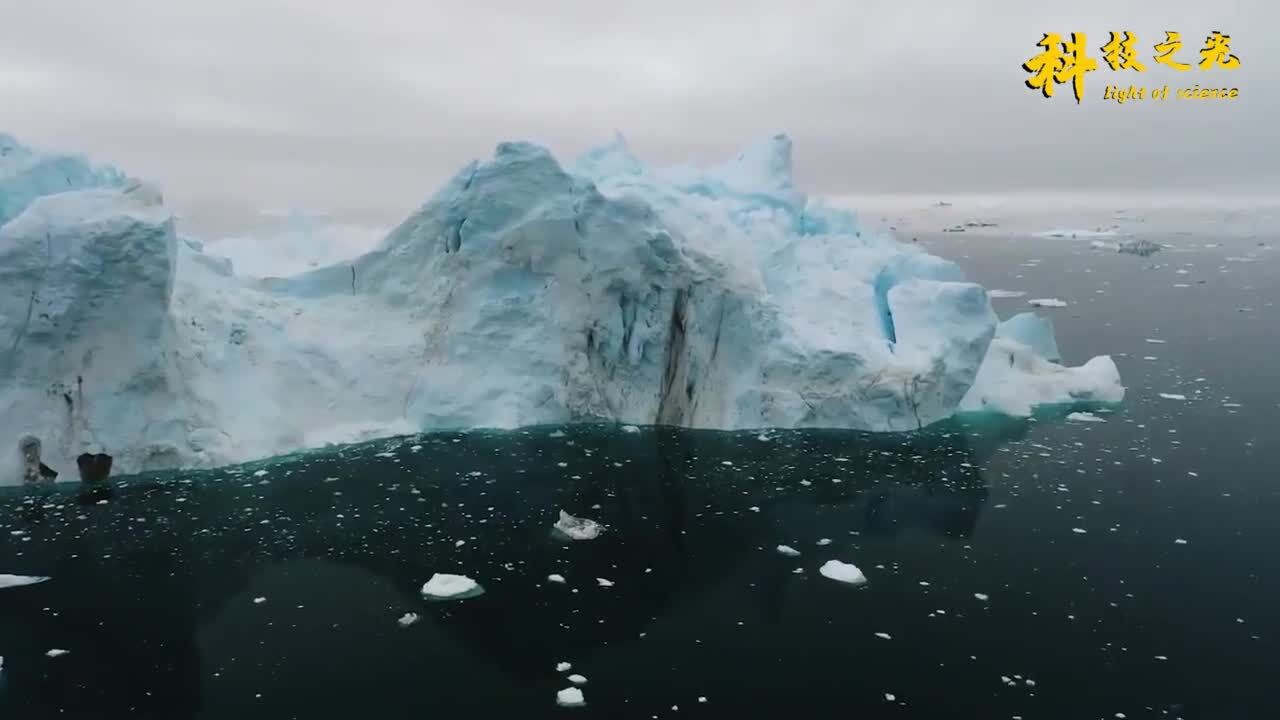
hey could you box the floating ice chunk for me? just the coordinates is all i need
[556,662,572,672]
[596,578,614,588]
[1066,412,1106,423]
[874,632,892,640]
[1159,393,1187,400]
[253,470,268,477]
[0,574,50,589]
[556,687,586,708]
[819,560,868,586]
[397,612,420,627]
[547,573,567,584]
[816,538,832,546]
[776,545,801,557]
[988,289,1026,299]
[421,573,483,600]
[1144,338,1166,344]
[974,593,990,601]
[1174,538,1188,545]
[553,510,604,541]
[45,649,69,658]
[621,425,640,434]
[885,693,897,701]
[1027,298,1067,308]
[253,596,266,604]
[1072,528,1088,534]
[567,674,587,685]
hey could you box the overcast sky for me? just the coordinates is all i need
[2,0,1276,231]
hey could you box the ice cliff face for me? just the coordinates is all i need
[0,133,1124,483]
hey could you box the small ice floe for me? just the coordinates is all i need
[1154,655,1169,661]
[1159,393,1187,400]
[253,470,268,477]
[884,693,897,702]
[556,661,572,672]
[621,425,641,434]
[974,593,990,601]
[421,573,484,600]
[1174,538,1188,545]
[567,674,587,685]
[552,510,604,541]
[397,612,420,628]
[596,578,615,588]
[1072,528,1088,534]
[988,289,1026,299]
[756,433,772,442]
[556,687,586,708]
[253,596,266,604]
[819,560,867,586]
[0,574,50,590]
[45,649,69,658]
[1144,338,1166,344]
[874,632,892,640]
[776,545,801,557]
[1028,298,1068,308]
[549,430,566,438]
[1066,412,1106,423]
[748,506,761,513]
[547,574,567,584]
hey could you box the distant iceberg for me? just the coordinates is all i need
[0,132,1124,484]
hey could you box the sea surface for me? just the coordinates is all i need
[1,232,1276,719]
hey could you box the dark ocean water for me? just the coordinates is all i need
[0,234,1276,719]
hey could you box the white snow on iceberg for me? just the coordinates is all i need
[0,132,1124,484]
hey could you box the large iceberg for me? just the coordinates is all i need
[0,133,1123,483]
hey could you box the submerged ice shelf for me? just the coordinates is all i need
[0,132,1124,484]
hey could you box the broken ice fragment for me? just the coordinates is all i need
[0,574,50,590]
[567,674,587,685]
[776,545,801,557]
[974,593,990,601]
[547,573,567,584]
[45,649,69,658]
[421,573,483,600]
[397,612,420,628]
[596,578,614,588]
[556,687,586,708]
[874,632,892,640]
[1066,412,1106,423]
[1027,298,1067,308]
[819,560,867,586]
[1159,393,1187,400]
[552,510,604,541]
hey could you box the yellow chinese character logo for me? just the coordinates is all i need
[1101,32,1146,71]
[1023,32,1097,103]
[1199,31,1240,69]
[1154,31,1192,70]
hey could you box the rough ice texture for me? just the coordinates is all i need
[553,510,604,540]
[0,133,1124,484]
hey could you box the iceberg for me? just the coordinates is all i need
[0,132,1124,484]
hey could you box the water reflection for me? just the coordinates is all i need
[0,420,1027,719]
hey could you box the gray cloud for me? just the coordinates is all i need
[2,0,1276,232]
